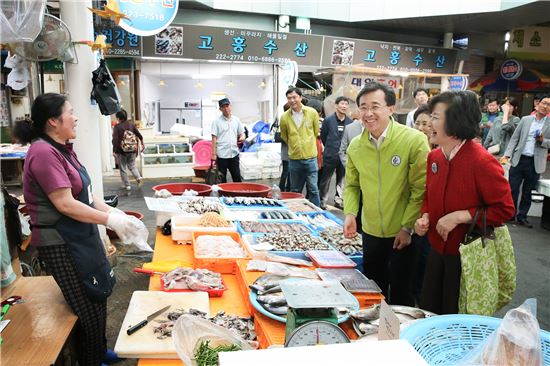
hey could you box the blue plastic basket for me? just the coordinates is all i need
[400,314,550,365]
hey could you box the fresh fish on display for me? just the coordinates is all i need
[390,306,426,320]
[195,235,246,258]
[358,322,379,335]
[223,197,284,208]
[262,304,288,315]
[258,233,330,251]
[299,214,341,230]
[161,267,224,291]
[256,293,287,307]
[153,308,257,342]
[257,285,281,296]
[239,221,311,234]
[350,305,380,322]
[249,274,287,293]
[368,312,416,326]
[320,227,363,256]
[177,198,223,215]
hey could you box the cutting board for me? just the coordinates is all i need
[114,291,210,359]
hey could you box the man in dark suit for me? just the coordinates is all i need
[319,96,352,209]
[503,94,550,227]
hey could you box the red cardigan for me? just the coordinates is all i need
[421,140,515,256]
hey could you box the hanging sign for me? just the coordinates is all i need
[500,59,523,80]
[117,0,179,37]
[449,76,469,90]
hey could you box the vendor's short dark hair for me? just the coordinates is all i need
[285,87,302,97]
[413,88,429,98]
[335,96,349,104]
[116,109,128,121]
[356,82,396,106]
[428,91,481,140]
[539,93,550,101]
[413,104,430,121]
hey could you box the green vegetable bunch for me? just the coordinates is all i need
[194,340,241,366]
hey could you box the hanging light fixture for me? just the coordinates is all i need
[258,64,267,88]
[195,62,204,88]
[226,62,235,87]
[159,62,166,87]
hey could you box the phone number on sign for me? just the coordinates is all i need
[215,54,244,61]
[247,55,290,64]
[108,48,141,56]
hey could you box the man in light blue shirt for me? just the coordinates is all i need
[211,98,245,182]
[503,94,550,228]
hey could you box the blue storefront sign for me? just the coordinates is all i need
[117,0,179,37]
[500,59,523,80]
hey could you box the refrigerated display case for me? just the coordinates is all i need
[140,138,195,178]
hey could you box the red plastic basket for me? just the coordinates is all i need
[152,183,212,196]
[160,275,227,297]
[218,183,271,197]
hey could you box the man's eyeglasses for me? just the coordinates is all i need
[359,105,386,113]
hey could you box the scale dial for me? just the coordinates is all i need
[285,321,350,348]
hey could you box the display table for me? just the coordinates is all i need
[1,276,78,365]
[138,230,384,365]
[537,179,550,230]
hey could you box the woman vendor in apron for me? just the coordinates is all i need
[19,93,145,366]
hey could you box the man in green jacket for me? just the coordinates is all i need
[280,87,321,207]
[343,82,429,306]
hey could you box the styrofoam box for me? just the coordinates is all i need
[239,152,258,160]
[259,142,281,152]
[262,172,281,180]
[262,167,281,173]
[171,215,237,244]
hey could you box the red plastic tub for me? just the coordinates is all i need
[152,183,212,196]
[106,210,144,239]
[268,191,305,199]
[218,183,271,197]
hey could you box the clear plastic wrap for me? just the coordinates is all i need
[0,0,46,43]
[458,298,542,366]
[117,215,152,252]
[172,314,256,365]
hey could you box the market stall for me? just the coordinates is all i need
[114,190,453,365]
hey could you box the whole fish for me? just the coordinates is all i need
[257,285,281,296]
[262,303,288,315]
[256,293,287,307]
[249,274,287,293]
[369,313,415,326]
[358,322,379,335]
[390,306,426,319]
[350,305,380,322]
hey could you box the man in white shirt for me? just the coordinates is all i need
[211,98,245,182]
[503,94,550,228]
[405,88,429,128]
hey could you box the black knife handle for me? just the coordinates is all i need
[127,320,148,335]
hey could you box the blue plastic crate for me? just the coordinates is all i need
[400,314,550,365]
[349,255,363,269]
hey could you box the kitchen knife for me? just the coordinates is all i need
[127,305,170,335]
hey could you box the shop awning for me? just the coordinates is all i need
[469,68,550,92]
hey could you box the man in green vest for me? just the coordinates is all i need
[343,82,429,306]
[280,87,321,207]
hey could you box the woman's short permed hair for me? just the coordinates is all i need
[428,91,481,140]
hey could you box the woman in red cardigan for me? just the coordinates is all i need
[414,91,515,314]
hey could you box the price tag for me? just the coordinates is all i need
[378,300,400,341]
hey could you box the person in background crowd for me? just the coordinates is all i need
[343,82,430,305]
[530,93,550,117]
[406,88,430,128]
[480,97,503,143]
[502,94,550,228]
[17,93,146,366]
[415,91,515,315]
[211,98,246,183]
[111,109,143,191]
[484,97,521,157]
[319,96,353,209]
[275,104,292,192]
[411,104,433,301]
[280,87,321,207]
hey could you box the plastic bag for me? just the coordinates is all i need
[0,0,46,43]
[182,189,198,197]
[457,298,542,366]
[154,189,173,198]
[117,215,153,252]
[172,314,255,365]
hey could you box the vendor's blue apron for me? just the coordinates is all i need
[36,140,116,302]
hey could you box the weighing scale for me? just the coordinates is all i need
[280,280,356,347]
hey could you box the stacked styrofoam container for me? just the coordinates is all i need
[258,148,281,180]
[240,152,263,180]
